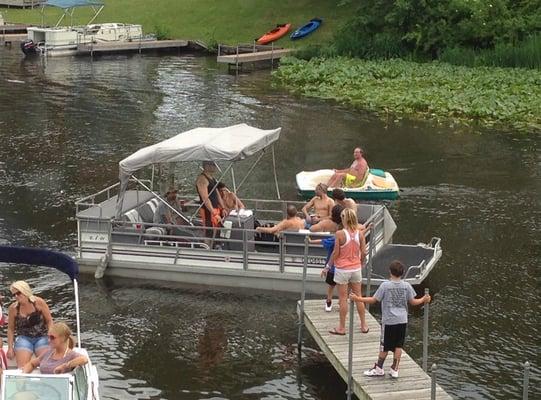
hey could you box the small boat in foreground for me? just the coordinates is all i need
[256,23,291,45]
[0,245,100,400]
[290,18,322,40]
[296,168,400,200]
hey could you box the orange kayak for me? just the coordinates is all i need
[256,23,291,45]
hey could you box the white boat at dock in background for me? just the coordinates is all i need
[74,124,442,295]
[0,246,100,400]
[21,0,145,56]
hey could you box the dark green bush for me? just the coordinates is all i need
[332,0,541,67]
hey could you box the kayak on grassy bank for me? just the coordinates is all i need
[256,23,291,45]
[273,57,541,134]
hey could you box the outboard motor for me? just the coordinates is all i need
[21,39,39,56]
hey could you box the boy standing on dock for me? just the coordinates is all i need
[350,260,431,378]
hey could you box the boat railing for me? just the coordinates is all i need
[75,178,152,214]
[99,220,340,272]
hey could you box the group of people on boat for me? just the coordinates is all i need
[152,160,245,234]
[0,280,87,377]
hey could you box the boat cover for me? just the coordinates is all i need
[0,245,79,281]
[45,0,103,8]
[115,124,281,218]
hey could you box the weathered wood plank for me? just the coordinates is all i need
[298,299,452,399]
[217,49,292,65]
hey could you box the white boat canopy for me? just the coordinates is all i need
[115,124,281,218]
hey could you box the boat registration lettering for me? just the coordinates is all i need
[82,232,109,243]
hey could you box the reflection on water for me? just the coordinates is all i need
[0,46,539,400]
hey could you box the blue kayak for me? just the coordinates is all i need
[290,18,322,40]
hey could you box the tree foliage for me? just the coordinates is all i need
[333,0,541,59]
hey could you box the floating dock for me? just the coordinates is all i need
[76,39,206,56]
[299,299,452,399]
[217,43,292,71]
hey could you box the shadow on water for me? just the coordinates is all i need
[0,45,539,399]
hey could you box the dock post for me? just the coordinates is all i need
[346,299,355,400]
[235,45,239,76]
[279,235,285,273]
[430,363,437,400]
[242,229,248,270]
[297,236,309,359]
[365,226,374,310]
[422,288,430,371]
[523,361,530,400]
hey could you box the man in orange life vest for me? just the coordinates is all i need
[196,161,227,230]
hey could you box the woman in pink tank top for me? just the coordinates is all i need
[328,208,369,335]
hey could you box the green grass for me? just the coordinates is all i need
[1,0,354,46]
[274,57,541,134]
[440,34,541,69]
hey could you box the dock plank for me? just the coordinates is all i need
[76,39,191,55]
[299,299,452,399]
[217,49,292,64]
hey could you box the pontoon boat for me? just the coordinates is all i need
[75,124,440,294]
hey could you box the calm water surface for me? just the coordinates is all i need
[0,47,539,400]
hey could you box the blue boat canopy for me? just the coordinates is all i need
[46,0,103,8]
[0,246,79,281]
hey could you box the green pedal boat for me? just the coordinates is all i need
[296,168,400,200]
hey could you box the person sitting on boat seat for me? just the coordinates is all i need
[196,161,226,231]
[255,205,305,236]
[302,183,334,228]
[217,182,245,215]
[7,281,53,368]
[327,147,369,188]
[22,322,88,375]
[153,187,184,228]
[331,188,356,210]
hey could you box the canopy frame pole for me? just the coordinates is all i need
[271,145,281,200]
[236,150,266,192]
[131,175,192,226]
[73,279,82,347]
[150,164,155,191]
[231,166,237,194]
[86,5,104,26]
[189,162,234,221]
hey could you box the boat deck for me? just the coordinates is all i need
[299,299,452,399]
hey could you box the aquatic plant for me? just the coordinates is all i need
[274,57,541,133]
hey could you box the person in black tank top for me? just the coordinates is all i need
[7,280,53,368]
[195,161,226,229]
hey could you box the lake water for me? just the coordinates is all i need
[0,47,539,400]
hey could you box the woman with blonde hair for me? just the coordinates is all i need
[326,207,370,335]
[7,280,53,367]
[23,322,88,374]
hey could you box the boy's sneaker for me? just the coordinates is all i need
[363,364,384,377]
[324,300,332,312]
[389,367,399,378]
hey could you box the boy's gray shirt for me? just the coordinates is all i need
[374,280,416,325]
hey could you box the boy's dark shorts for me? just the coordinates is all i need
[380,323,407,352]
[325,269,336,286]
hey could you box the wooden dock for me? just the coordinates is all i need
[299,300,452,400]
[76,39,205,55]
[217,48,292,65]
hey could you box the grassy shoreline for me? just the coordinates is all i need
[1,0,353,46]
[273,57,541,134]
